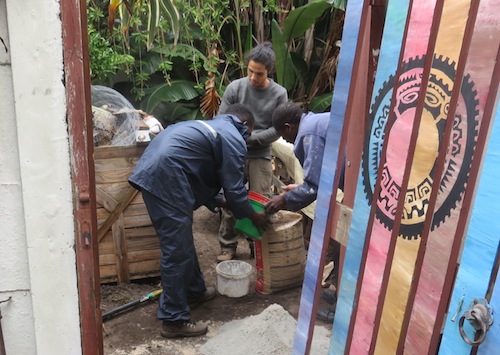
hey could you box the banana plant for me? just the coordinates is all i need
[272,0,334,92]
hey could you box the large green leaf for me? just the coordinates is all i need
[141,80,201,113]
[161,102,202,124]
[271,20,296,91]
[281,1,333,44]
[308,93,333,113]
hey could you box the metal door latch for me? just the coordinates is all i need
[459,298,493,345]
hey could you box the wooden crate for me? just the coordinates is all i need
[94,144,160,284]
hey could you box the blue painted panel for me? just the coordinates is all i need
[478,239,500,354]
[439,97,500,353]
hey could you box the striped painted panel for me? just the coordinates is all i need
[329,0,411,353]
[376,1,475,353]
[349,0,439,353]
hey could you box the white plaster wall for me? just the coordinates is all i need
[1,0,82,354]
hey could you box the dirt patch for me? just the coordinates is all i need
[101,207,333,355]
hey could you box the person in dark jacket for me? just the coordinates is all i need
[128,104,269,338]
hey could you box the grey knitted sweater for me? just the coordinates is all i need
[219,77,288,159]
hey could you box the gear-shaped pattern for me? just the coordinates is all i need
[362,55,479,240]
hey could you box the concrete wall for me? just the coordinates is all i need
[0,1,82,353]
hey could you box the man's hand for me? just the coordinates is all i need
[250,211,270,230]
[281,183,299,192]
[265,194,287,215]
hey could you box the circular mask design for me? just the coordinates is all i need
[362,55,479,239]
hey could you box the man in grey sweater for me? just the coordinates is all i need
[217,42,288,261]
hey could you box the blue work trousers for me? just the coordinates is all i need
[141,189,206,322]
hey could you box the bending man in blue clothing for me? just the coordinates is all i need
[265,102,334,214]
[128,104,269,338]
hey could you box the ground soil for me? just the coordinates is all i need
[101,207,334,355]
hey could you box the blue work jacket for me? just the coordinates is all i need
[129,114,254,219]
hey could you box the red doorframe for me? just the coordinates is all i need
[61,0,103,353]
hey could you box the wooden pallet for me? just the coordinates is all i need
[94,144,160,283]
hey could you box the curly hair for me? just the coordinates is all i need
[245,41,276,74]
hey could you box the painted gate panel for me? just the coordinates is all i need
[329,0,410,353]
[350,0,439,353]
[328,0,500,354]
[376,1,475,354]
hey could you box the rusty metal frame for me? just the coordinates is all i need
[60,0,103,353]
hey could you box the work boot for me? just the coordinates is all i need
[316,307,335,323]
[321,288,337,305]
[161,319,208,338]
[187,286,216,309]
[217,247,236,262]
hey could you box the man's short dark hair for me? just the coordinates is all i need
[224,103,255,130]
[272,102,303,130]
[245,41,276,74]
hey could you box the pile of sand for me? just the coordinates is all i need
[199,304,330,355]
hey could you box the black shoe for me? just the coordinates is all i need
[321,288,337,305]
[187,286,216,309]
[316,307,335,323]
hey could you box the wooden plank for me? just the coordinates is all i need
[94,144,146,160]
[125,226,157,239]
[122,202,149,216]
[94,156,141,171]
[97,187,138,242]
[98,238,115,254]
[330,0,411,353]
[128,259,161,276]
[112,213,130,283]
[95,187,118,212]
[123,214,153,229]
[95,168,137,184]
[95,182,134,200]
[127,250,161,263]
[126,236,160,252]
